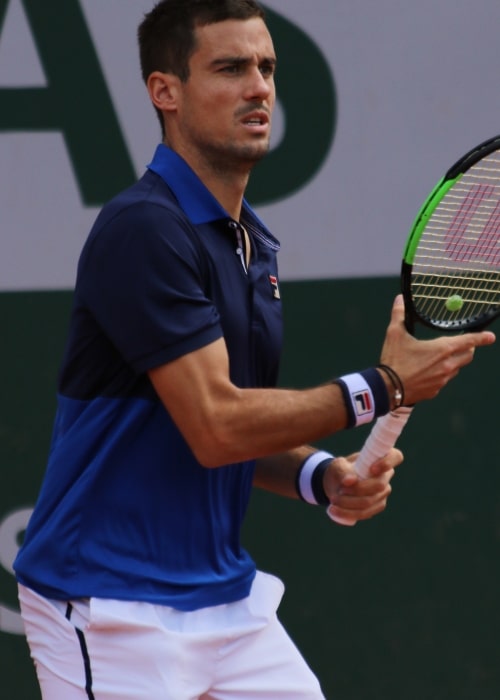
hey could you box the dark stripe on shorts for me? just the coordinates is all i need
[65,603,95,700]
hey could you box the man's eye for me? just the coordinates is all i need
[221,64,241,74]
[260,64,275,77]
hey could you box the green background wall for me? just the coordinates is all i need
[1,278,499,698]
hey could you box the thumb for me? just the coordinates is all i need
[390,294,405,326]
[341,472,358,488]
[328,456,358,489]
[334,459,358,487]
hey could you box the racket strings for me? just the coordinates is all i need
[412,270,500,323]
[411,150,500,324]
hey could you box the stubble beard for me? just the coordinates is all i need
[195,134,271,179]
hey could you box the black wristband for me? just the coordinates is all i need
[310,459,331,506]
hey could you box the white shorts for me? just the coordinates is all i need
[18,572,325,699]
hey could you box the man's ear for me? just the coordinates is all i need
[147,71,181,112]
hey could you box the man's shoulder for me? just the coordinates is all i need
[87,170,189,243]
[102,169,182,220]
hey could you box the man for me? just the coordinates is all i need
[14,1,494,698]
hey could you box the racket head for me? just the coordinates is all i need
[401,135,500,333]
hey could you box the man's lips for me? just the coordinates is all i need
[239,110,271,132]
[242,111,269,126]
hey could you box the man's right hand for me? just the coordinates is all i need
[379,294,495,406]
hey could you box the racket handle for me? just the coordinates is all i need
[354,406,413,478]
[327,406,413,526]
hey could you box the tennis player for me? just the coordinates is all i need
[14,1,495,698]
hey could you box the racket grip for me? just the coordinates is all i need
[326,406,413,526]
[353,406,413,478]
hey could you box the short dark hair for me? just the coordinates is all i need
[138,0,267,134]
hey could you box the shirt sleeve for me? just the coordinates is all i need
[77,201,223,373]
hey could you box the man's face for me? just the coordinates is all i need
[174,17,276,170]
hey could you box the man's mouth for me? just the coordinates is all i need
[241,111,270,129]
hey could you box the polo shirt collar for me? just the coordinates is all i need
[147,144,280,250]
[147,144,229,225]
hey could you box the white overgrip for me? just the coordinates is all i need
[326,406,413,525]
[353,406,413,478]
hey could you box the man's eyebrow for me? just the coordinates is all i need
[211,56,248,67]
[210,56,277,68]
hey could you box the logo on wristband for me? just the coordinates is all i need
[353,390,373,416]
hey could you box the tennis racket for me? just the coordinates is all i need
[328,134,500,523]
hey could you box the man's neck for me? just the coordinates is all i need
[166,141,251,221]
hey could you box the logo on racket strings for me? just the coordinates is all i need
[445,183,500,264]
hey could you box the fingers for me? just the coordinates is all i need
[339,474,392,498]
[324,451,399,525]
[465,330,496,348]
[451,344,476,369]
[381,322,495,405]
[446,330,495,370]
[451,331,495,352]
[327,477,392,524]
[366,448,403,477]
[325,456,395,526]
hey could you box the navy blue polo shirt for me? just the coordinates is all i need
[14,145,283,611]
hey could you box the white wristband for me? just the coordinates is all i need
[297,450,334,505]
[333,368,389,428]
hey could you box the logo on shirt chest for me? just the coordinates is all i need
[269,275,281,300]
